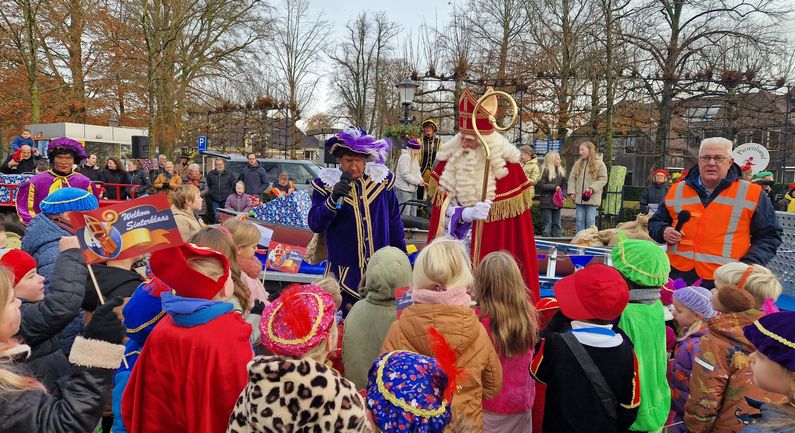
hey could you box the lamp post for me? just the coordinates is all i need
[396,78,418,125]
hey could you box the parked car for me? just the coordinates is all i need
[199,151,323,192]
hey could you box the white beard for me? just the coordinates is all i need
[437,132,520,206]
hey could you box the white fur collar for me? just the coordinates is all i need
[318,163,390,188]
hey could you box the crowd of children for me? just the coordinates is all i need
[0,184,793,433]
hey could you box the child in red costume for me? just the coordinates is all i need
[121,243,253,433]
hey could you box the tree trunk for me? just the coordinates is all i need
[602,0,615,171]
[23,0,40,123]
[67,0,86,122]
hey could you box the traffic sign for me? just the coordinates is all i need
[197,136,207,153]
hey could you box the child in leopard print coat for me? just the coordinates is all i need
[227,284,370,433]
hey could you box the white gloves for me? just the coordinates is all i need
[461,200,492,222]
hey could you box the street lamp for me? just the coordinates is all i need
[396,78,418,124]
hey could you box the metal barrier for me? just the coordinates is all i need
[535,239,613,290]
[769,211,795,298]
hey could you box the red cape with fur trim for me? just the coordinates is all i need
[427,160,540,301]
[121,313,253,433]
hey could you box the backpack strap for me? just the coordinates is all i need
[561,332,618,420]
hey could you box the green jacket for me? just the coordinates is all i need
[619,301,671,432]
[342,246,412,389]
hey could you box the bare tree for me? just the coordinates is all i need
[0,0,44,122]
[464,0,531,80]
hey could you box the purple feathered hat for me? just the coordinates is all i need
[743,312,795,372]
[325,127,391,164]
[47,137,86,163]
[405,138,421,150]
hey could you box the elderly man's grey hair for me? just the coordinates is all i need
[699,137,733,156]
[187,163,201,171]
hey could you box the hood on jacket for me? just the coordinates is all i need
[706,309,763,353]
[82,263,143,311]
[21,214,70,257]
[395,303,482,356]
[361,246,412,302]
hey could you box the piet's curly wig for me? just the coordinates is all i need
[47,137,86,163]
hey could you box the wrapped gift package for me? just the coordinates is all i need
[252,190,311,228]
[0,174,33,204]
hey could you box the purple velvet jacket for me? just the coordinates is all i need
[668,328,707,419]
[16,170,98,223]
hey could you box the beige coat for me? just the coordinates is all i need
[567,156,608,206]
[171,206,206,241]
[381,303,503,430]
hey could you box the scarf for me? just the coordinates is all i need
[629,287,661,304]
[411,286,472,306]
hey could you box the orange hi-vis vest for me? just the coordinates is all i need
[664,179,762,280]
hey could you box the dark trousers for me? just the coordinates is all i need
[208,200,225,224]
[541,207,562,237]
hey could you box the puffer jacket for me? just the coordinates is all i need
[0,336,125,433]
[18,249,86,394]
[238,163,269,195]
[343,246,412,389]
[381,303,503,430]
[538,167,566,209]
[225,192,253,212]
[171,206,206,242]
[668,328,707,426]
[126,169,152,198]
[522,157,541,198]
[394,149,422,193]
[567,156,608,206]
[684,310,788,433]
[206,169,236,202]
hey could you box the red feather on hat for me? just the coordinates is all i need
[280,285,313,338]
[428,326,465,402]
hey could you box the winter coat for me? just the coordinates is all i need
[17,249,87,394]
[742,402,795,433]
[126,169,151,198]
[394,149,423,193]
[648,163,783,267]
[77,163,101,182]
[171,205,206,242]
[99,168,128,199]
[206,169,236,202]
[538,167,566,209]
[11,135,35,151]
[185,175,209,215]
[639,182,669,214]
[0,336,125,433]
[225,193,253,212]
[668,328,707,421]
[153,172,182,201]
[684,309,788,433]
[381,303,503,429]
[0,154,37,174]
[82,263,142,313]
[477,312,535,414]
[521,157,541,198]
[567,156,608,207]
[238,163,269,195]
[785,190,795,212]
[343,246,412,389]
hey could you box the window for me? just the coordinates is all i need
[280,163,315,184]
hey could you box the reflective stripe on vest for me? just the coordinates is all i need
[664,179,761,279]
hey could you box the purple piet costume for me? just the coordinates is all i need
[308,128,406,311]
[16,137,98,223]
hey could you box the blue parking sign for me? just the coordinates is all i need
[197,136,207,152]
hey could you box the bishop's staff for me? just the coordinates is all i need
[471,89,519,261]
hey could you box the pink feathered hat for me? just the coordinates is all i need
[260,284,336,357]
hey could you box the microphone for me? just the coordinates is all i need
[674,210,691,233]
[335,172,353,209]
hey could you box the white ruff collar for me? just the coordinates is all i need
[319,163,390,188]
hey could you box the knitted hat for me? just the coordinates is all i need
[47,137,86,163]
[652,169,670,178]
[672,286,716,319]
[149,243,230,300]
[367,351,452,433]
[260,284,336,357]
[325,127,391,164]
[405,138,421,150]
[611,234,670,287]
[555,264,629,321]
[229,356,370,432]
[0,249,37,286]
[40,187,99,215]
[743,312,795,372]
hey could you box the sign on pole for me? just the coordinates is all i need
[197,135,207,153]
[732,142,770,175]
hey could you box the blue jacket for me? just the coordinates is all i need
[648,163,782,267]
[308,167,406,269]
[11,135,35,151]
[238,163,269,195]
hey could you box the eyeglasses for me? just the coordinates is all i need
[697,155,731,163]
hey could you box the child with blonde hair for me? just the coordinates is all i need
[382,237,502,430]
[0,262,128,432]
[668,286,716,432]
[225,180,253,212]
[684,263,788,433]
[473,251,539,433]
[312,276,344,373]
[713,262,782,310]
[228,284,369,432]
[221,218,269,306]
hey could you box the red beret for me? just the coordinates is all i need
[150,243,230,300]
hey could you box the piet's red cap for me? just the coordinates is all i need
[150,243,230,300]
[554,264,629,321]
